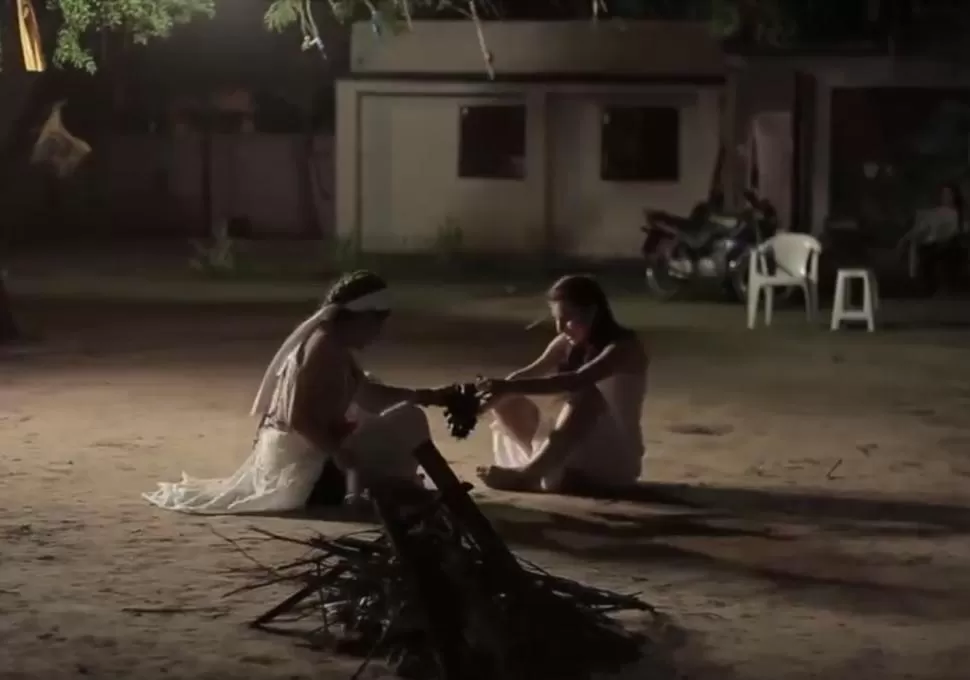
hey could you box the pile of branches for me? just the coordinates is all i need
[219,389,655,680]
[225,489,654,679]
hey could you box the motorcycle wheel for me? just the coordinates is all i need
[645,251,688,301]
[728,260,750,302]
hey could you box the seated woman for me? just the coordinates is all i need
[143,270,447,514]
[900,182,967,294]
[476,275,647,494]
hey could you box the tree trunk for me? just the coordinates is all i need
[0,70,62,345]
[295,130,322,238]
[0,274,19,343]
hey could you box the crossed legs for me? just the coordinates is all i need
[477,388,607,492]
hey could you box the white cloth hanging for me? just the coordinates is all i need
[249,288,391,416]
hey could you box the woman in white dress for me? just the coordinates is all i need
[476,275,648,493]
[143,271,447,514]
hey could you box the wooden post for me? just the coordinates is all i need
[371,488,468,680]
[410,442,525,578]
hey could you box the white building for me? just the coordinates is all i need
[335,20,726,259]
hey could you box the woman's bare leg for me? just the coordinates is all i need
[489,395,541,451]
[480,388,606,492]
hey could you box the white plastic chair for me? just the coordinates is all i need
[746,233,822,329]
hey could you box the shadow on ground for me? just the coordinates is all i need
[561,480,970,530]
[470,481,970,620]
[245,480,970,622]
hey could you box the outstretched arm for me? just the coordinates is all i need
[478,334,570,412]
[355,372,441,410]
[499,341,630,397]
[506,334,571,380]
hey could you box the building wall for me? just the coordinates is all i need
[350,20,725,77]
[728,56,970,234]
[356,92,546,253]
[337,80,723,258]
[726,60,797,206]
[11,134,335,240]
[549,90,721,257]
[808,58,970,233]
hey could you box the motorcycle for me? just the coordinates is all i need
[641,191,779,301]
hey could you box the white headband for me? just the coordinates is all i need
[343,288,391,312]
[249,287,391,416]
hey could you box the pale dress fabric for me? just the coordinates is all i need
[491,370,647,490]
[143,347,425,515]
[912,206,961,244]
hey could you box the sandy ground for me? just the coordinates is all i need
[2,297,970,680]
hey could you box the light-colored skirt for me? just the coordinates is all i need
[143,402,428,515]
[491,407,642,491]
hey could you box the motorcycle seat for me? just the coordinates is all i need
[678,229,719,250]
[646,209,695,231]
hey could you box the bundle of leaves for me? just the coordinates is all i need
[441,383,481,440]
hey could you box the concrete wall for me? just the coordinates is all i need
[727,60,797,202]
[35,133,335,239]
[730,56,970,234]
[335,20,725,258]
[549,90,721,257]
[336,80,722,258]
[350,20,725,76]
[807,58,970,234]
[353,90,547,253]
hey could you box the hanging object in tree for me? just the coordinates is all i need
[30,102,92,178]
[16,0,46,72]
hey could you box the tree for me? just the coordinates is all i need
[0,0,806,346]
[1,0,952,344]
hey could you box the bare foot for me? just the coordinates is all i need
[475,465,539,492]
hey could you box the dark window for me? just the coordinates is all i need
[600,106,680,182]
[458,105,527,179]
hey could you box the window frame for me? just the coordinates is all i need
[599,104,681,183]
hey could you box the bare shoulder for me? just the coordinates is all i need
[301,330,344,372]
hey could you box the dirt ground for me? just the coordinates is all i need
[2,298,970,680]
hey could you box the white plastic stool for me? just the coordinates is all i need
[830,268,879,332]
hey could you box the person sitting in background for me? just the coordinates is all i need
[475,275,648,494]
[143,270,448,514]
[900,182,966,294]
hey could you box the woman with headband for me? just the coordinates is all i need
[143,270,448,514]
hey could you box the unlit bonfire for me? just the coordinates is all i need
[223,384,657,680]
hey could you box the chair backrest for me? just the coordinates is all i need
[761,233,822,279]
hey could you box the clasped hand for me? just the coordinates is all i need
[474,376,512,408]
[411,377,513,410]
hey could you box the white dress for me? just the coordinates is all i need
[913,206,961,244]
[491,370,646,489]
[143,348,426,515]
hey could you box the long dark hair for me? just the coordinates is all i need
[548,274,629,371]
